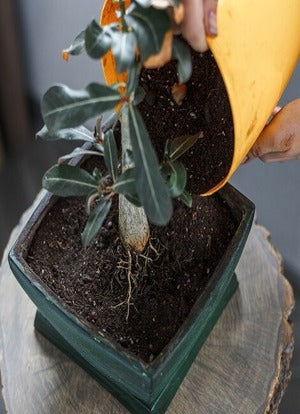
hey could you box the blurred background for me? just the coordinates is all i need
[0,0,299,412]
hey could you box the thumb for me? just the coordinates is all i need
[248,99,300,162]
[203,0,219,36]
[181,0,207,52]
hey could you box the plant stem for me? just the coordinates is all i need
[119,105,150,253]
[119,0,128,32]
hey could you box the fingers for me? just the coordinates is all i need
[203,0,218,36]
[181,0,206,51]
[180,0,218,52]
[259,151,298,163]
[247,99,300,163]
[272,106,282,117]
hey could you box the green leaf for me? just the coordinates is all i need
[101,112,118,133]
[133,86,146,105]
[42,83,121,133]
[58,148,103,163]
[167,161,187,197]
[127,61,141,94]
[94,143,105,152]
[169,132,203,161]
[172,37,192,83]
[85,20,114,59]
[179,190,193,208]
[128,104,172,225]
[113,168,136,195]
[92,167,102,181]
[111,31,138,73]
[104,129,118,181]
[36,125,95,142]
[43,164,98,196]
[125,5,171,62]
[82,199,112,247]
[110,82,127,90]
[133,0,151,7]
[63,30,85,57]
[125,193,142,207]
[163,139,171,160]
[123,149,134,168]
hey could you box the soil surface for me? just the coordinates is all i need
[27,49,236,363]
[27,157,238,363]
[139,49,234,194]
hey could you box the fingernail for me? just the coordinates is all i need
[208,11,218,36]
[272,106,281,116]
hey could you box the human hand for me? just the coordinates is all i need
[179,0,218,52]
[246,99,300,163]
[147,0,218,67]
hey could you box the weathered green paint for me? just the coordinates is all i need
[8,184,255,414]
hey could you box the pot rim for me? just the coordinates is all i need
[9,149,255,375]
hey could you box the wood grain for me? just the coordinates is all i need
[0,194,294,414]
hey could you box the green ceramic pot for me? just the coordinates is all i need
[9,183,254,414]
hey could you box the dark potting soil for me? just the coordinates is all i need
[138,49,234,194]
[27,161,238,363]
[27,49,236,363]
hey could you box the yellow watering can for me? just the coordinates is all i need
[100,0,300,195]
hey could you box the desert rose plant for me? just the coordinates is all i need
[38,0,201,255]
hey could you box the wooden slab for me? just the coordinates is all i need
[0,194,294,414]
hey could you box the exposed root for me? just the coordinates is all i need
[125,249,132,322]
[149,241,160,257]
[111,238,167,321]
[111,249,133,322]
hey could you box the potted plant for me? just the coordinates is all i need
[9,1,255,413]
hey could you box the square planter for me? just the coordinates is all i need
[8,183,254,414]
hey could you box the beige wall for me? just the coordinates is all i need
[18,0,104,100]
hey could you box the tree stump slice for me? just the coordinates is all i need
[0,193,294,414]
